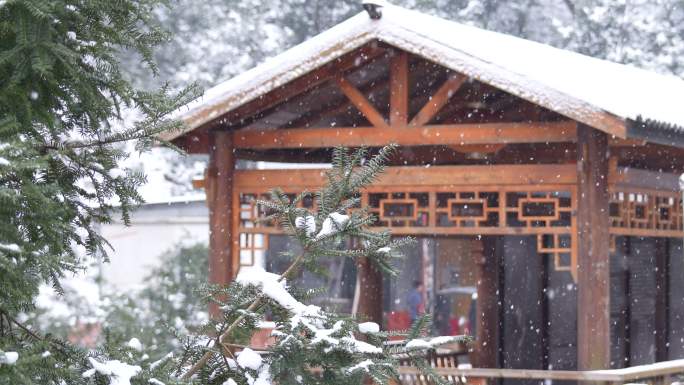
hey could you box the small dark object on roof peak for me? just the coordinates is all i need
[362,0,384,19]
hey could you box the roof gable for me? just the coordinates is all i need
[162,4,684,146]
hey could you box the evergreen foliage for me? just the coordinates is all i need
[103,242,210,356]
[0,0,198,383]
[172,146,468,385]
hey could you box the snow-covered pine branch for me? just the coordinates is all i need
[173,146,465,385]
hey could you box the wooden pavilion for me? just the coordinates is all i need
[160,3,684,375]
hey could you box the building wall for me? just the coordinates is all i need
[611,236,684,367]
[99,198,208,291]
[669,240,684,358]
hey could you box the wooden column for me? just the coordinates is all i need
[389,51,408,127]
[356,256,383,324]
[576,124,611,369]
[655,238,670,362]
[472,236,500,368]
[207,130,235,316]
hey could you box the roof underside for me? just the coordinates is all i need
[162,4,684,149]
[235,50,563,131]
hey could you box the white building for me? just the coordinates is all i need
[98,196,208,291]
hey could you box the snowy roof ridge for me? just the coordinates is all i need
[161,3,684,143]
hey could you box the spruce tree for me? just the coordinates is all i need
[0,0,198,383]
[172,146,468,385]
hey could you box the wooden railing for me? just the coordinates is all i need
[395,359,684,385]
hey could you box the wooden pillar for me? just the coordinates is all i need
[207,130,235,316]
[576,124,611,369]
[389,50,408,127]
[356,256,383,324]
[472,237,500,368]
[655,238,670,362]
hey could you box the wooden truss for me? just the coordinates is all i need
[230,48,579,151]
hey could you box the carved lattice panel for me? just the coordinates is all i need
[435,191,500,228]
[368,192,430,228]
[505,191,572,229]
[239,233,268,266]
[237,191,318,264]
[538,233,573,273]
[609,188,683,237]
[235,186,577,279]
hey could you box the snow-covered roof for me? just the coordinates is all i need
[161,3,684,143]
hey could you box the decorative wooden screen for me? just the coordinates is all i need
[233,170,578,279]
[609,187,683,238]
[363,187,576,277]
[236,191,316,267]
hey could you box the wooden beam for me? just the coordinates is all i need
[410,74,467,127]
[336,76,389,128]
[207,131,235,316]
[610,167,682,191]
[576,124,611,370]
[449,143,506,154]
[234,164,578,189]
[233,121,577,149]
[389,51,409,127]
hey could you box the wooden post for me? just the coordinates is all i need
[389,51,408,127]
[356,256,383,324]
[655,238,669,362]
[207,130,235,316]
[472,237,500,368]
[576,124,611,369]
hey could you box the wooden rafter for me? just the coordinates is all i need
[295,59,441,129]
[233,121,577,149]
[389,51,409,127]
[410,74,467,127]
[284,75,390,129]
[336,76,389,128]
[209,44,387,129]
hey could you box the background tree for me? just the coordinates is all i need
[0,0,198,383]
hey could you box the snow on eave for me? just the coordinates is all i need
[374,10,626,138]
[158,12,380,141]
[161,3,684,143]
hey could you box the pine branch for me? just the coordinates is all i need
[0,310,43,342]
[180,252,307,379]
